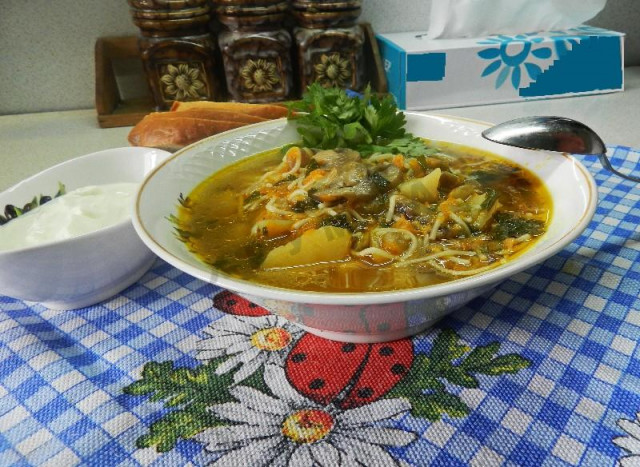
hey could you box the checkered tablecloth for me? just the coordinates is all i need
[1,147,639,467]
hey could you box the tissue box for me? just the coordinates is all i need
[376,26,624,110]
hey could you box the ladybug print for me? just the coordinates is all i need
[214,291,415,409]
[286,333,414,408]
[340,340,413,409]
[286,333,369,405]
[212,290,269,317]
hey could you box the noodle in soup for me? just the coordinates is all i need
[176,142,551,292]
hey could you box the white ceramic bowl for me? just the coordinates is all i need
[134,114,597,342]
[0,147,171,309]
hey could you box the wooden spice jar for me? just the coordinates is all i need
[292,0,365,92]
[128,0,222,109]
[214,0,295,103]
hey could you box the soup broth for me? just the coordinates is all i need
[177,142,552,292]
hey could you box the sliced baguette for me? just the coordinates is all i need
[128,113,251,151]
[170,100,289,119]
[172,108,268,124]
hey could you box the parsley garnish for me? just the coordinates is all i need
[288,84,432,157]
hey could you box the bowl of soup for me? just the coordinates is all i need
[133,113,597,342]
[0,146,171,309]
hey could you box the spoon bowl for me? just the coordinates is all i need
[482,116,639,182]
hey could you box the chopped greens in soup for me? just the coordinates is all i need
[177,142,551,292]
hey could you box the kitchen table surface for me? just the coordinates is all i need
[0,69,639,466]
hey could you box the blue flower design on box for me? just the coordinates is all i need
[477,34,551,90]
[476,29,595,90]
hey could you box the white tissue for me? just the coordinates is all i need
[428,0,607,39]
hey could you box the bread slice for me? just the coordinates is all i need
[170,100,289,120]
[173,108,268,124]
[128,113,251,151]
[128,101,291,151]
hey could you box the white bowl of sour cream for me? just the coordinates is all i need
[0,146,171,309]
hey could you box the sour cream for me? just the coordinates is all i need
[0,183,138,252]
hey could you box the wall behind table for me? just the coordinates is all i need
[0,0,637,115]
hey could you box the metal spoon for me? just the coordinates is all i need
[482,116,640,183]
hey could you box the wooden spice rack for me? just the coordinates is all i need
[95,36,154,129]
[94,23,388,128]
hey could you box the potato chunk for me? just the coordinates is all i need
[262,226,352,269]
[398,168,441,203]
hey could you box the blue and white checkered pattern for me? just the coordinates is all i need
[1,147,639,467]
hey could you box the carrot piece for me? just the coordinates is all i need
[392,154,405,169]
[392,217,417,233]
[380,235,408,256]
[503,238,516,251]
[408,158,424,177]
[302,169,327,185]
[285,147,302,170]
[439,200,452,217]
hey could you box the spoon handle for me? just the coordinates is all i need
[597,153,640,183]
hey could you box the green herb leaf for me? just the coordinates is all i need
[369,172,391,192]
[291,197,320,213]
[289,84,432,157]
[177,193,191,209]
[319,213,354,231]
[415,390,472,421]
[1,182,67,226]
[385,328,532,422]
[135,403,219,452]
[491,212,545,240]
[243,190,261,205]
[481,188,499,209]
[472,353,532,375]
[123,359,236,452]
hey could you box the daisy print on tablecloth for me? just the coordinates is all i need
[196,364,416,466]
[197,314,303,384]
[613,410,640,467]
[123,291,531,454]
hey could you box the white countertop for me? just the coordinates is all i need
[2,66,640,192]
